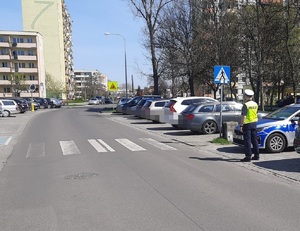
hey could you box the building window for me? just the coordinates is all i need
[27,38,33,43]
[29,63,35,68]
[2,62,8,67]
[4,87,11,93]
[13,38,24,43]
[29,75,35,80]
[0,49,8,55]
[16,63,26,68]
[0,37,5,42]
[28,50,34,56]
[17,50,25,55]
[2,75,9,80]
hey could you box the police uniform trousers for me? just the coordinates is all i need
[243,122,259,158]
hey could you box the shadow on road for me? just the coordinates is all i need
[254,158,300,173]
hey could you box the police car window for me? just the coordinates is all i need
[265,107,300,120]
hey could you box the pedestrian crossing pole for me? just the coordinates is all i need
[214,66,230,138]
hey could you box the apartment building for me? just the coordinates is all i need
[74,70,108,99]
[0,31,46,98]
[21,0,74,99]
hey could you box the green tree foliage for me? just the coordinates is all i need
[45,73,65,98]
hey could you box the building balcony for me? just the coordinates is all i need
[14,68,38,73]
[0,67,11,73]
[16,55,37,61]
[0,55,10,60]
[0,80,11,85]
[10,42,37,49]
[0,42,10,47]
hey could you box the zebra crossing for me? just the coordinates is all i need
[25,138,177,158]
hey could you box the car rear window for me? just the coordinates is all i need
[165,100,177,108]
[154,101,166,107]
[182,104,199,113]
[199,105,214,112]
[181,99,194,105]
[2,100,15,106]
[143,101,152,107]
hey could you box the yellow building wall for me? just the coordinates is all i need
[21,0,66,89]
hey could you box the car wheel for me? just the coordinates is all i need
[202,120,217,134]
[266,133,286,153]
[2,110,10,117]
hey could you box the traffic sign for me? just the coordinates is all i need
[214,66,230,84]
[108,81,118,92]
[28,84,36,92]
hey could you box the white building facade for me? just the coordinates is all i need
[0,31,46,98]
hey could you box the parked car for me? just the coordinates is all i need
[178,101,243,134]
[0,99,19,117]
[294,119,300,154]
[122,95,161,115]
[276,95,300,107]
[34,97,49,109]
[8,98,29,113]
[45,98,54,108]
[140,99,169,122]
[88,98,100,105]
[95,96,105,104]
[104,97,113,104]
[163,96,218,127]
[116,97,130,113]
[234,103,300,153]
[22,97,40,110]
[132,98,151,118]
[50,98,62,108]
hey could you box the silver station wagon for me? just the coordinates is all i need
[0,99,20,117]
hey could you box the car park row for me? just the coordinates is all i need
[0,97,62,117]
[113,95,300,155]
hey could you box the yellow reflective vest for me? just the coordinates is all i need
[244,101,258,124]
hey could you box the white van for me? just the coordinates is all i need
[0,99,19,117]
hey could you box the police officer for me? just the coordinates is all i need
[240,89,259,162]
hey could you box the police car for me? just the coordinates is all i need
[234,104,300,153]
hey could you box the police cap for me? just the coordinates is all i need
[244,89,254,96]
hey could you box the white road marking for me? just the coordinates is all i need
[26,142,45,158]
[4,137,12,145]
[140,138,177,150]
[59,141,80,155]
[115,138,146,151]
[97,139,115,152]
[88,139,107,152]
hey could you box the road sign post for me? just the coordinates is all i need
[214,66,231,138]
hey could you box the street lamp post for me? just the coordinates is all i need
[104,32,128,98]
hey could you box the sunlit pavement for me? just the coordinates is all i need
[1,107,300,184]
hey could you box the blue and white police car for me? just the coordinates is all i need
[234,104,300,153]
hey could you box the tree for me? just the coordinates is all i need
[129,0,174,95]
[9,73,27,97]
[45,73,66,98]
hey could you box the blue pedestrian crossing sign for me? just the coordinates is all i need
[214,66,230,84]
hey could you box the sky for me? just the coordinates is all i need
[0,0,150,88]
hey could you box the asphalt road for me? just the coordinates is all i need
[0,106,300,231]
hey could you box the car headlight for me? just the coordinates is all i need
[256,127,265,133]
